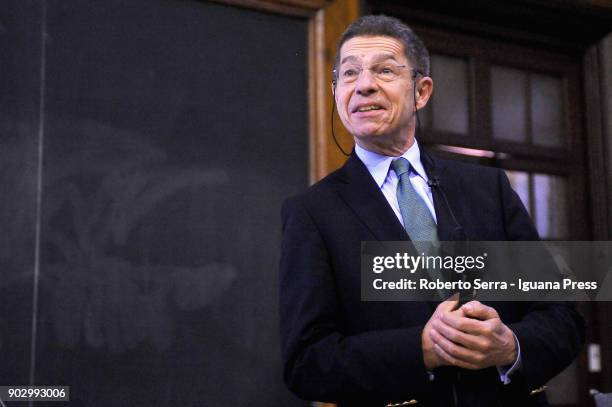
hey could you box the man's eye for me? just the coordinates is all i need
[343,69,358,77]
[379,66,394,75]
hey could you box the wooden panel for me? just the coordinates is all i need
[212,0,359,182]
[212,2,359,402]
[309,0,360,182]
[209,0,326,17]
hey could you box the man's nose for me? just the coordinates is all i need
[355,69,378,96]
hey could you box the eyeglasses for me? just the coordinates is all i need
[333,62,420,85]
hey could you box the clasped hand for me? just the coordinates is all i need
[422,296,517,370]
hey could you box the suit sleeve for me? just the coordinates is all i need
[497,169,585,391]
[279,196,433,403]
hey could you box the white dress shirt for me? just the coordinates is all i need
[355,141,436,225]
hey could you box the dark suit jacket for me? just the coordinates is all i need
[279,149,584,406]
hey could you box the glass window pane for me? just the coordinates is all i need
[491,66,527,142]
[505,170,530,214]
[531,73,564,147]
[533,174,568,239]
[430,54,469,135]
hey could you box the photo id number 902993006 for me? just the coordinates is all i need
[0,386,70,402]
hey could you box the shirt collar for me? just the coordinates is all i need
[355,140,428,188]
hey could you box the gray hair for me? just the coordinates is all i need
[333,15,430,82]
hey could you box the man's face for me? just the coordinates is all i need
[334,36,417,148]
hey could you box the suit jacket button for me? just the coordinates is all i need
[530,385,548,395]
[385,400,418,406]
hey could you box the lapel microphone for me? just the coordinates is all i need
[426,174,467,241]
[427,177,441,188]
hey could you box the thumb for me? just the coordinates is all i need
[461,301,498,320]
[437,292,460,312]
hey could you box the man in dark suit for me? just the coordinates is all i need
[279,15,584,406]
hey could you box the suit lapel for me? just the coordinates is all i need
[335,150,466,242]
[336,154,408,241]
[420,149,467,242]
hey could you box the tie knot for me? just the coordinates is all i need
[391,157,411,177]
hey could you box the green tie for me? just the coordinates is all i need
[391,157,439,247]
[392,158,447,299]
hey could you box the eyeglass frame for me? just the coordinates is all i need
[332,61,424,86]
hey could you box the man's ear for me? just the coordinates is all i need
[331,80,337,96]
[415,76,433,110]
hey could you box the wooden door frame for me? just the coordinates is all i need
[209,0,359,184]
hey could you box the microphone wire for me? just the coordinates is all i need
[330,96,351,157]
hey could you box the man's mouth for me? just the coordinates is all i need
[354,105,384,113]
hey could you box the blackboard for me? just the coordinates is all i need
[0,0,308,405]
